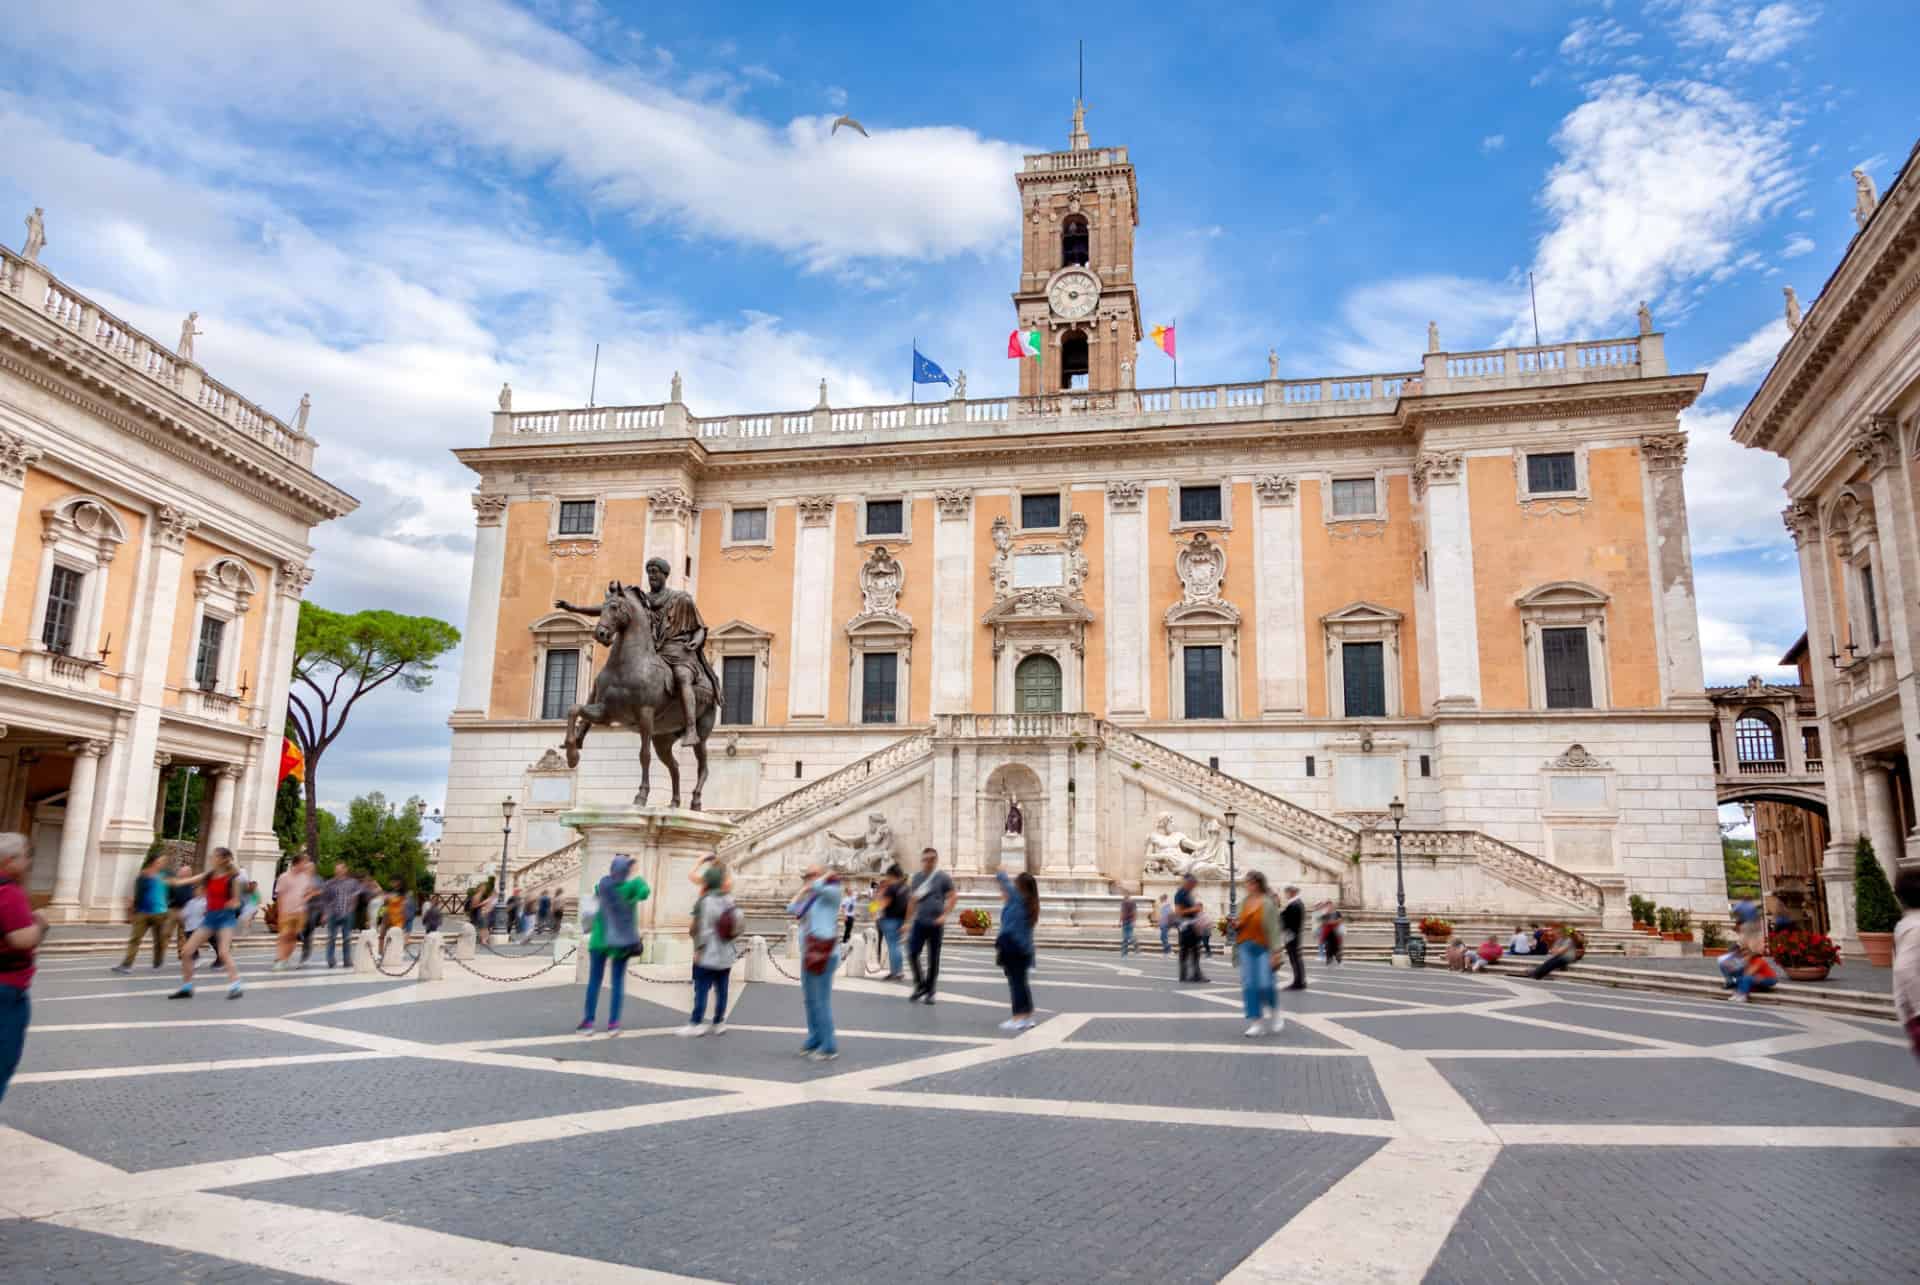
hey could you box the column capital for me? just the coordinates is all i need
[154,751,173,768]
[1105,480,1144,512]
[1639,432,1688,472]
[276,559,314,599]
[1782,498,1821,547]
[68,738,108,758]
[933,487,973,519]
[647,486,694,524]
[210,762,244,780]
[1254,474,1296,506]
[1411,452,1463,499]
[796,495,835,526]
[1850,414,1898,474]
[0,427,43,486]
[155,504,200,551]
[472,493,509,527]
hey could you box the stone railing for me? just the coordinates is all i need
[1100,723,1359,863]
[934,712,1100,741]
[1423,337,1662,390]
[715,730,935,860]
[513,837,583,890]
[0,248,315,467]
[1360,827,1604,914]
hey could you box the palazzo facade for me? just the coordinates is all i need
[445,112,1725,926]
[0,238,355,919]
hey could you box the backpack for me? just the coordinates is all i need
[716,904,741,942]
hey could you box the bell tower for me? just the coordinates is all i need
[1012,101,1143,398]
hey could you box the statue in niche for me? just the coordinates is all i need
[1853,168,1880,230]
[1142,811,1198,877]
[821,812,897,874]
[1636,301,1653,335]
[1120,358,1132,388]
[1783,285,1802,331]
[177,311,202,363]
[859,545,904,615]
[291,393,311,434]
[497,382,512,412]
[22,207,46,262]
[1004,795,1024,836]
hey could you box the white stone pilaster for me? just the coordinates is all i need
[787,498,836,719]
[1855,418,1920,849]
[1252,475,1303,713]
[48,739,106,919]
[1641,435,1707,703]
[1105,482,1148,717]
[954,741,979,870]
[930,490,973,714]
[455,496,508,714]
[644,486,693,591]
[1419,454,1481,709]
[0,429,42,607]
[1046,744,1071,874]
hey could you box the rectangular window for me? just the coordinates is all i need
[1342,641,1386,717]
[1527,452,1578,494]
[1305,755,1316,777]
[540,648,579,720]
[42,565,83,654]
[1183,645,1225,719]
[1020,492,1061,529]
[720,655,756,725]
[730,507,767,543]
[1541,627,1594,709]
[556,500,596,536]
[1179,485,1223,524]
[1861,563,1881,648]
[193,615,226,691]
[1420,754,1432,778]
[865,499,904,536]
[861,652,898,724]
[1330,477,1377,517]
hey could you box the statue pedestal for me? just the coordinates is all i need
[999,834,1028,875]
[559,805,735,974]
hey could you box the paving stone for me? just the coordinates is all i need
[26,981,405,1025]
[0,1219,324,1284]
[503,1029,975,1081]
[1433,1056,1916,1125]
[1068,1016,1349,1049]
[290,984,593,1044]
[0,1054,717,1171]
[1772,1038,1920,1090]
[1426,1147,1919,1284]
[895,1047,1392,1117]
[1500,1000,1785,1047]
[1334,1012,1638,1051]
[18,1023,362,1073]
[217,1101,1385,1282]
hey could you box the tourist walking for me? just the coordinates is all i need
[681,863,739,1036]
[1280,884,1306,990]
[995,867,1039,1031]
[840,890,857,943]
[1157,894,1173,956]
[466,879,494,946]
[0,833,47,1104]
[300,880,324,964]
[381,882,406,953]
[875,864,908,980]
[1893,871,1920,1058]
[170,847,246,1000]
[536,889,553,935]
[323,863,360,968]
[1235,872,1281,1036]
[907,847,956,1004]
[1118,890,1137,957]
[580,856,650,1036]
[271,856,316,971]
[113,852,173,974]
[167,861,195,961]
[790,864,843,1060]
[1174,874,1208,983]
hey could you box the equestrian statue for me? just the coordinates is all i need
[554,557,721,810]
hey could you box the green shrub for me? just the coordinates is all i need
[1656,906,1675,933]
[1629,894,1654,925]
[1855,836,1900,934]
[1701,922,1727,949]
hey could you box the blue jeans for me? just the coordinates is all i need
[1237,942,1276,1020]
[800,948,838,1054]
[1735,970,1778,998]
[325,913,354,967]
[1120,923,1135,956]
[1159,923,1171,955]
[691,964,731,1024]
[584,949,626,1026]
[878,917,904,975]
[0,986,27,1105]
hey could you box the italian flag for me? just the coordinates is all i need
[1006,328,1041,360]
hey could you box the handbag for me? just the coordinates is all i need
[802,934,835,974]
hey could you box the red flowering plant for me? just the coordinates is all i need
[1769,929,1842,970]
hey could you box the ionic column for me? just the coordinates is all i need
[48,740,107,919]
[454,495,508,715]
[1788,499,1862,940]
[1862,759,1903,892]
[0,429,45,608]
[205,763,240,854]
[1252,475,1304,713]
[787,497,836,719]
[1641,434,1708,704]
[152,754,173,834]
[930,489,974,713]
[1416,453,1481,709]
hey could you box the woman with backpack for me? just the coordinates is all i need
[681,861,739,1037]
[994,866,1040,1031]
[578,855,650,1037]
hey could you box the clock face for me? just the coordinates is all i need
[1048,270,1099,320]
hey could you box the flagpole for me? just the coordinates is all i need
[911,337,916,405]
[1173,317,1178,388]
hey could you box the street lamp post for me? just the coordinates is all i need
[495,797,515,932]
[1389,796,1409,957]
[1223,807,1239,923]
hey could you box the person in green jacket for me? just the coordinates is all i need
[580,855,650,1036]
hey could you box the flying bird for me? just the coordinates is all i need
[831,115,868,138]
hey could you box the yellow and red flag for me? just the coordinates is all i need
[1149,323,1176,359]
[278,736,305,784]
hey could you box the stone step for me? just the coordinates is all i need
[1479,958,1896,1020]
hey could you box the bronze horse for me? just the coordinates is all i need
[560,582,718,810]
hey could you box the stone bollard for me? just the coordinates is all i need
[842,932,866,977]
[785,923,800,961]
[352,929,378,973]
[454,920,477,960]
[418,931,444,981]
[380,930,407,969]
[745,935,769,982]
[553,926,578,964]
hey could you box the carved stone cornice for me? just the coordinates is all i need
[155,504,199,552]
[646,485,694,523]
[1254,474,1296,505]
[933,487,972,519]
[1107,480,1144,512]
[1404,386,1699,431]
[0,427,43,485]
[1850,414,1898,475]
[1410,451,1463,499]
[1545,743,1610,771]
[1639,433,1688,472]
[796,495,835,526]
[472,494,509,527]
[154,751,172,768]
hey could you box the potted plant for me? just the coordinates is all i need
[1855,836,1899,967]
[1418,916,1452,942]
[958,908,992,936]
[1629,894,1657,933]
[1770,928,1842,981]
[1668,909,1694,942]
[1701,922,1728,952]
[1655,906,1674,935]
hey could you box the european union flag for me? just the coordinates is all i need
[912,347,952,386]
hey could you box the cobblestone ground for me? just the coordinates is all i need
[3,942,1916,1283]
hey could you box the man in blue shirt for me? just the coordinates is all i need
[1174,875,1209,984]
[112,853,173,974]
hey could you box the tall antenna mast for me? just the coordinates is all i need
[1078,39,1083,102]
[588,343,600,407]
[1528,273,1542,348]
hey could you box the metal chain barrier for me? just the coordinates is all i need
[372,941,423,978]
[448,945,578,983]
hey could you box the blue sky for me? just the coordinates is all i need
[0,0,1912,819]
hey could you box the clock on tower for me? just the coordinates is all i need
[1011,100,1143,398]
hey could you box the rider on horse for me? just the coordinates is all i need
[556,558,717,741]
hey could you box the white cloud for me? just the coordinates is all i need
[1695,557,1807,684]
[1663,1,1821,63]
[1782,233,1815,258]
[1559,16,1643,65]
[1323,275,1528,374]
[1481,134,1507,154]
[1701,319,1791,400]
[1515,75,1798,342]
[1679,406,1792,557]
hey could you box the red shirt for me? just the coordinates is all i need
[205,872,235,912]
[0,878,36,990]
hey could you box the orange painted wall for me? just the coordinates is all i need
[1070,489,1107,718]
[972,493,1011,711]
[694,503,797,724]
[489,497,651,719]
[1468,446,1660,710]
[164,537,270,708]
[0,470,144,690]
[1299,476,1422,717]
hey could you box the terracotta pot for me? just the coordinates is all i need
[962,921,987,937]
[1859,931,1894,967]
[1784,965,1830,982]
[1662,932,1692,942]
